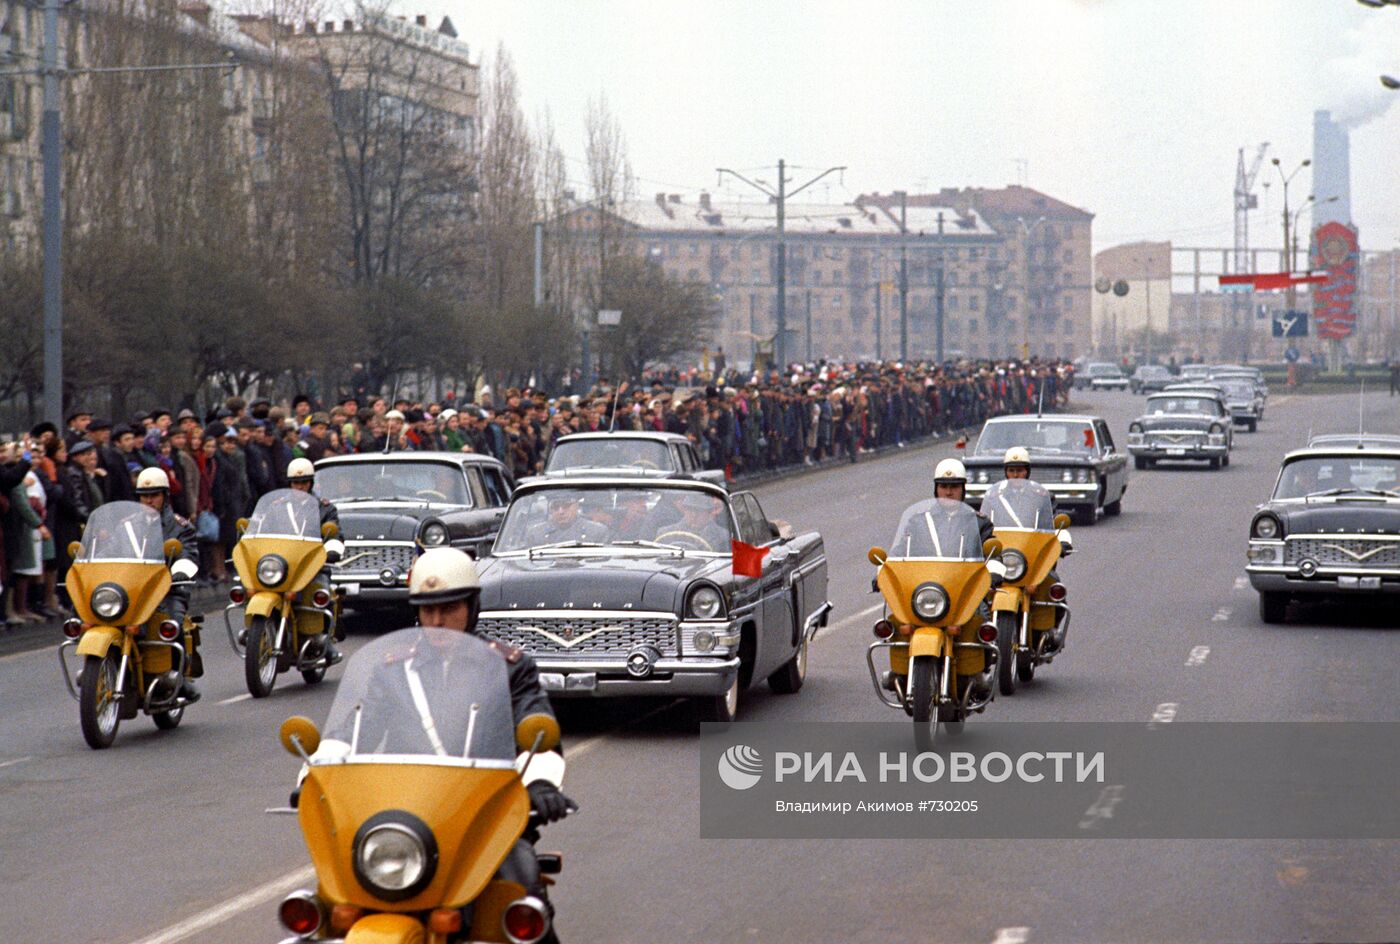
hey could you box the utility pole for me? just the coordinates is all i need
[717,160,845,372]
[934,211,946,362]
[874,275,883,361]
[3,7,236,425]
[898,190,908,361]
[805,290,812,362]
[532,221,544,307]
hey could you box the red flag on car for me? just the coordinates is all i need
[731,540,769,578]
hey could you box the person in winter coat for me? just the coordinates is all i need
[56,440,103,603]
[3,447,46,624]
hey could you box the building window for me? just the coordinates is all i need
[969,272,979,286]
[968,319,979,334]
[1064,319,1074,335]
[1062,249,1073,264]
[970,295,981,311]
[949,294,959,310]
[687,268,700,281]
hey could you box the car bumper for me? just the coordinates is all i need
[1247,567,1400,594]
[1090,381,1130,389]
[537,656,740,697]
[327,574,410,605]
[1128,444,1228,459]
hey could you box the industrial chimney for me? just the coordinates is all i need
[1312,110,1352,229]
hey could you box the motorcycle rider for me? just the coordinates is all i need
[304,547,572,933]
[1001,447,1072,557]
[286,458,346,650]
[934,457,993,544]
[134,468,202,702]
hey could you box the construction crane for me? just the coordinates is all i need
[1233,143,1270,275]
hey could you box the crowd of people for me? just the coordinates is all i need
[0,356,1073,627]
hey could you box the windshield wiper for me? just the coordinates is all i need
[610,539,686,554]
[527,540,606,558]
[1303,487,1394,500]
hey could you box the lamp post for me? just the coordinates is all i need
[1015,215,1048,360]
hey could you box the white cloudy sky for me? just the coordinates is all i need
[433,0,1400,252]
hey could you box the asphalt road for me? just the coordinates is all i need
[3,388,1398,944]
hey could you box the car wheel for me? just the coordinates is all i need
[1103,498,1122,516]
[1073,506,1097,527]
[1222,453,1230,468]
[1134,456,1149,471]
[1247,419,1258,433]
[1209,456,1222,470]
[697,674,740,724]
[767,637,808,695]
[1259,592,1288,625]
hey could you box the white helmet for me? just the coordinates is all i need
[1003,446,1031,468]
[287,458,315,481]
[134,467,170,493]
[934,457,967,486]
[408,547,481,605]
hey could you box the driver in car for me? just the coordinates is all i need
[611,491,658,542]
[666,492,730,551]
[525,494,609,546]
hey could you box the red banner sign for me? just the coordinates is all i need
[1312,222,1359,341]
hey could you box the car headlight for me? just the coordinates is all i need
[910,582,950,621]
[1209,423,1224,435]
[1252,515,1280,540]
[353,814,437,901]
[256,554,289,588]
[1076,468,1090,484]
[976,469,990,483]
[687,585,725,620]
[1248,545,1282,564]
[91,583,128,621]
[420,521,449,547]
[1001,550,1028,582]
[1061,469,1073,483]
[1129,422,1144,434]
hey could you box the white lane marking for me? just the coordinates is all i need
[991,928,1032,944]
[568,698,682,761]
[826,602,883,635]
[1233,577,1249,592]
[1148,702,1178,728]
[1185,646,1211,667]
[1211,607,1232,622]
[216,693,253,706]
[123,864,315,944]
[0,756,32,769]
[1078,784,1125,831]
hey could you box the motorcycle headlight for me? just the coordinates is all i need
[911,582,950,621]
[256,554,289,588]
[687,585,725,620]
[420,521,449,547]
[91,583,128,621]
[1001,550,1028,582]
[353,814,437,901]
[1252,514,1280,540]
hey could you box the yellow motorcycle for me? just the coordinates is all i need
[226,489,343,698]
[58,501,202,749]
[979,478,1072,695]
[867,498,1002,748]
[272,627,568,944]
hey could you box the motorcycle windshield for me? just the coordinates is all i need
[246,489,322,541]
[77,501,165,563]
[889,498,984,560]
[321,628,516,765]
[980,479,1057,532]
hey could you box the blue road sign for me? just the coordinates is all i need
[1273,310,1309,338]
[1285,346,1301,363]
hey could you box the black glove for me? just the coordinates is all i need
[325,548,342,564]
[527,781,574,824]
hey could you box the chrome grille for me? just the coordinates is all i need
[337,543,416,575]
[477,615,679,658]
[1148,432,1204,446]
[1285,537,1400,569]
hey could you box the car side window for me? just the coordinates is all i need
[730,495,760,545]
[671,445,689,472]
[680,444,698,472]
[465,469,488,507]
[1096,421,1115,453]
[744,494,777,544]
[482,467,510,507]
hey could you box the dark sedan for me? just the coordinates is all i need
[1246,445,1400,623]
[475,476,831,723]
[313,452,514,608]
[963,414,1130,525]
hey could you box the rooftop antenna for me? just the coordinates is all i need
[607,381,628,432]
[1036,374,1045,418]
[1359,380,1365,436]
[384,373,401,455]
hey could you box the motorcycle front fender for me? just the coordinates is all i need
[907,628,946,659]
[243,591,283,621]
[992,586,1025,613]
[345,911,426,944]
[75,625,124,659]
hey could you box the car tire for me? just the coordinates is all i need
[1209,456,1222,470]
[767,637,807,695]
[697,674,740,724]
[1259,592,1288,625]
[1222,453,1230,468]
[1073,506,1097,527]
[1103,498,1122,516]
[1134,456,1149,471]
[1247,419,1258,433]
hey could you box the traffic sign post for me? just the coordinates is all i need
[1272,310,1308,339]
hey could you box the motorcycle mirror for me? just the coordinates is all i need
[163,539,183,561]
[280,715,321,759]
[982,538,1003,558]
[515,712,561,753]
[321,522,339,541]
[867,546,888,567]
[1052,513,1071,531]
[236,517,250,535]
[68,541,82,561]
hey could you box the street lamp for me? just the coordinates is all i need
[1271,157,1310,276]
[1015,215,1048,360]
